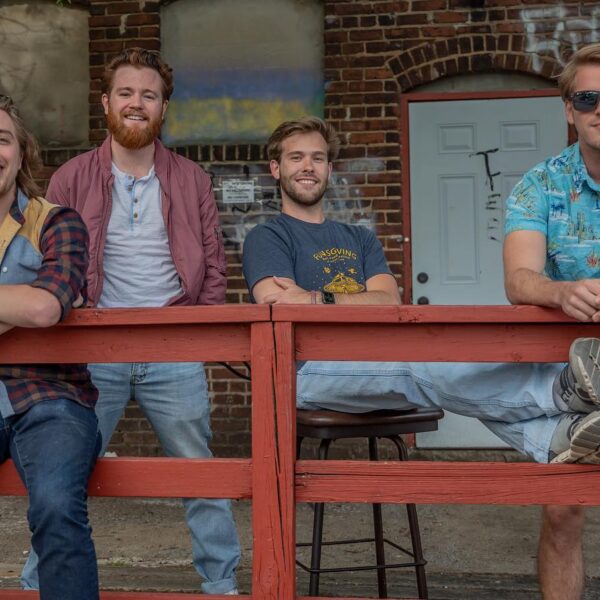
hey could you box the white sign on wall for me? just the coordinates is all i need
[222,179,255,204]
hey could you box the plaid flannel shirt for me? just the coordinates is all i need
[0,191,97,417]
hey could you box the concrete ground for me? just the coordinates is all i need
[2,452,600,599]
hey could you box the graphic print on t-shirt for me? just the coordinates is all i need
[313,246,365,294]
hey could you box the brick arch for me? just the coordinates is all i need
[388,34,574,92]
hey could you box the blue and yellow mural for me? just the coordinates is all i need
[162,0,324,144]
[164,67,323,144]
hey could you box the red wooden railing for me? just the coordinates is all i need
[2,304,600,600]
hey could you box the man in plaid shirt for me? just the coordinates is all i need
[0,96,100,599]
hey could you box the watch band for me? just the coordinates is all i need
[322,291,335,304]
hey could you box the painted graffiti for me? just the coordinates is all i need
[214,162,379,251]
[522,5,600,72]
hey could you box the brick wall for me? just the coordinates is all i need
[39,0,593,458]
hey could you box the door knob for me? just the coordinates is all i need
[417,272,428,284]
[417,296,429,305]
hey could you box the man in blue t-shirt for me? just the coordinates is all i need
[243,111,600,600]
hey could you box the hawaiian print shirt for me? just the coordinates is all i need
[505,143,600,281]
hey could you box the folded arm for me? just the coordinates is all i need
[504,229,600,321]
[0,285,61,330]
[253,273,401,305]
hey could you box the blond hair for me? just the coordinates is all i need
[267,117,340,162]
[558,43,600,100]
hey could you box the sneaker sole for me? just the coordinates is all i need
[551,411,600,464]
[569,337,600,405]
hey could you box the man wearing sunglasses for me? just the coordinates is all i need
[504,43,600,600]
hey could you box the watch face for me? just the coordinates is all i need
[322,291,335,304]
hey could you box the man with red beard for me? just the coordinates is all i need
[21,48,241,596]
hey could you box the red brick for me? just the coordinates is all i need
[421,25,458,36]
[411,0,447,10]
[126,13,160,26]
[333,3,374,15]
[350,132,385,144]
[90,40,127,53]
[385,27,421,39]
[139,26,160,37]
[434,11,468,23]
[349,29,383,41]
[325,30,348,43]
[106,2,140,15]
[342,69,365,80]
[349,80,383,92]
[89,15,121,27]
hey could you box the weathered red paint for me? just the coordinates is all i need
[1,304,599,600]
[0,458,252,498]
[296,460,600,506]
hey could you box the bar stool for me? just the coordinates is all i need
[296,404,444,599]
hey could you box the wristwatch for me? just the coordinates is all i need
[322,291,336,304]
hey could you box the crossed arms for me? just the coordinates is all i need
[252,273,401,305]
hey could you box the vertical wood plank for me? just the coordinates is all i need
[250,321,296,599]
[274,322,297,598]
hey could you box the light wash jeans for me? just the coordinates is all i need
[297,361,566,464]
[1,399,101,600]
[22,362,240,595]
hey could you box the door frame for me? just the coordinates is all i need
[399,89,562,305]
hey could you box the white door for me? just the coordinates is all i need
[410,95,567,448]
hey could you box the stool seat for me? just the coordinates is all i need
[297,407,444,440]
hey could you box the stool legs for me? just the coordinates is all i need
[369,437,388,598]
[308,438,332,596]
[297,434,428,599]
[389,436,429,600]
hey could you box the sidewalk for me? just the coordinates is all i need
[2,492,600,599]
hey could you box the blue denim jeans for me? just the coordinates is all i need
[1,399,100,600]
[297,361,566,463]
[22,362,240,595]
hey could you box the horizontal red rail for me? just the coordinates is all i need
[1,305,269,364]
[0,591,419,599]
[272,304,576,323]
[292,321,596,362]
[273,304,590,362]
[0,458,252,499]
[0,593,250,600]
[65,305,271,326]
[296,460,600,506]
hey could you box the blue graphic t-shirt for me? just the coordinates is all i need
[243,213,391,300]
[505,143,600,281]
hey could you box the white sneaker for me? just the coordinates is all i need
[552,410,600,463]
[224,590,239,596]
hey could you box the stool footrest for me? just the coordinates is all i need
[296,536,427,574]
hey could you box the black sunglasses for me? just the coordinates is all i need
[570,90,600,112]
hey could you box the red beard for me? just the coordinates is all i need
[106,109,162,150]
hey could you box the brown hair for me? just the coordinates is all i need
[102,47,174,101]
[267,117,340,162]
[0,95,41,199]
[558,43,600,100]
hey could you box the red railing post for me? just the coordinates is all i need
[250,321,296,599]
